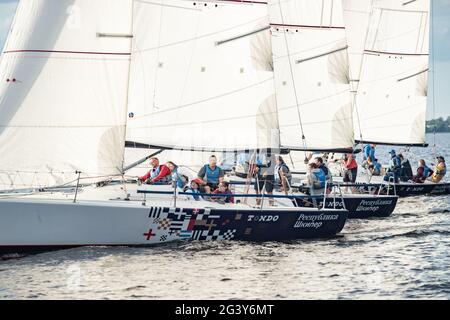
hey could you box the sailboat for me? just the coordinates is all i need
[0,0,349,255]
[339,0,450,197]
[254,0,398,218]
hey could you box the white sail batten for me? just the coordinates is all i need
[348,0,430,146]
[0,0,133,190]
[126,0,279,152]
[267,0,355,152]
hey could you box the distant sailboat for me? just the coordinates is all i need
[342,0,450,196]
[0,0,349,255]
[344,0,429,147]
[263,0,398,218]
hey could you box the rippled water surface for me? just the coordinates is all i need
[1,134,449,300]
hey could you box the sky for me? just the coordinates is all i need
[0,0,449,119]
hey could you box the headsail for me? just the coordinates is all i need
[126,0,278,153]
[267,0,355,152]
[345,0,430,147]
[0,0,133,190]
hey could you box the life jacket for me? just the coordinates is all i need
[423,165,432,178]
[204,165,221,185]
[391,156,401,171]
[150,166,161,180]
[150,165,171,183]
[172,169,188,188]
[276,163,291,181]
[189,188,201,201]
[435,162,447,176]
[319,164,329,177]
[312,169,326,189]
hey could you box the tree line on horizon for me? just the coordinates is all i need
[426,117,450,133]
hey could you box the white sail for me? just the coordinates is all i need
[0,0,133,190]
[348,0,430,146]
[267,0,354,152]
[342,0,373,92]
[126,0,278,153]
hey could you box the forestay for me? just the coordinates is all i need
[267,0,354,152]
[0,0,133,190]
[347,0,430,146]
[126,0,278,152]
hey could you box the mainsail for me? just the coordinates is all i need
[267,0,355,152]
[0,0,133,190]
[344,0,430,146]
[126,0,278,153]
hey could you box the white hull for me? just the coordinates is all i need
[0,184,348,255]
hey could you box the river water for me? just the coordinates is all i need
[1,134,449,300]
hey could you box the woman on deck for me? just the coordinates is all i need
[211,182,235,204]
[413,160,434,184]
[275,156,292,192]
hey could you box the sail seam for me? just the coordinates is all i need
[129,77,273,118]
[134,16,267,53]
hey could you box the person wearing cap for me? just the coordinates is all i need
[431,156,447,183]
[384,150,401,183]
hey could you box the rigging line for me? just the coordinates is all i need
[431,0,437,153]
[276,0,307,150]
[352,0,375,143]
[121,3,135,174]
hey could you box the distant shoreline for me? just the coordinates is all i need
[426,117,450,133]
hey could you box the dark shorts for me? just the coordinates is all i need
[254,175,275,193]
[343,168,358,183]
